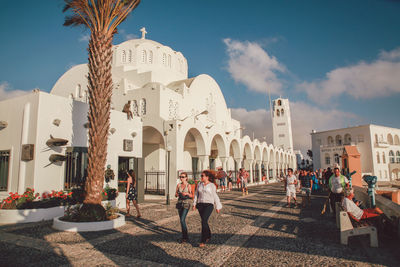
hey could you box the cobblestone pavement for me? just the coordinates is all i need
[1,183,399,267]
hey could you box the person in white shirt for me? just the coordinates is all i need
[342,188,383,221]
[285,168,298,208]
[193,170,222,248]
[328,167,349,214]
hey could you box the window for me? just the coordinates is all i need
[325,154,331,165]
[162,53,166,66]
[122,50,126,63]
[140,98,146,115]
[375,134,379,143]
[389,150,395,163]
[277,123,286,126]
[0,150,10,191]
[376,152,380,164]
[128,50,132,62]
[335,135,342,146]
[394,135,399,145]
[142,50,147,63]
[281,109,284,116]
[149,51,153,64]
[334,153,340,164]
[168,54,171,68]
[396,151,400,163]
[344,134,351,145]
[65,147,88,190]
[327,136,334,146]
[279,134,285,137]
[382,152,386,164]
[276,109,280,116]
[277,100,282,106]
[388,134,394,145]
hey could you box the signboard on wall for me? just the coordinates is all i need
[21,144,34,161]
[123,139,133,152]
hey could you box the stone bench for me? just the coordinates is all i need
[336,202,378,247]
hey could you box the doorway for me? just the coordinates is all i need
[118,157,137,192]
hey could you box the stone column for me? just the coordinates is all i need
[248,159,254,184]
[198,155,209,171]
[257,161,262,183]
[220,157,229,171]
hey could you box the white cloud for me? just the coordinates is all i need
[223,38,286,95]
[231,101,358,153]
[298,47,400,103]
[119,29,138,41]
[0,82,29,101]
[79,34,90,43]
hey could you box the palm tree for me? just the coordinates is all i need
[63,0,140,220]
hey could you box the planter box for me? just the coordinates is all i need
[52,213,125,232]
[0,206,65,224]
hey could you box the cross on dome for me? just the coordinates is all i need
[140,27,147,39]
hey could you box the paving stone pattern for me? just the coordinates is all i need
[0,183,399,267]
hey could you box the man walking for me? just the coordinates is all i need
[299,170,313,207]
[329,166,349,214]
[285,168,298,208]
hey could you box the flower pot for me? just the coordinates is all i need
[52,213,125,232]
[0,206,65,224]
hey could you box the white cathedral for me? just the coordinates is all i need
[0,29,296,207]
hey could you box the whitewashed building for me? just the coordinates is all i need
[311,124,400,181]
[0,30,296,205]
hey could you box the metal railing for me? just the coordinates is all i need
[145,171,166,195]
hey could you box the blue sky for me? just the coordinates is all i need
[1,0,400,152]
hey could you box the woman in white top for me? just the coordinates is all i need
[193,170,222,247]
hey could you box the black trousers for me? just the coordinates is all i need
[197,203,214,243]
[329,192,343,213]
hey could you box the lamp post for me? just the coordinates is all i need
[166,145,172,205]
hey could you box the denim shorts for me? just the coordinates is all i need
[301,188,311,196]
[220,178,226,186]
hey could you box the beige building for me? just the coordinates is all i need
[311,124,400,181]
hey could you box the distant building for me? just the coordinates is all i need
[272,98,293,152]
[311,124,400,181]
[294,150,304,168]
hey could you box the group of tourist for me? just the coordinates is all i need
[124,164,384,248]
[284,166,383,224]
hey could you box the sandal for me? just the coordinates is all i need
[199,243,205,248]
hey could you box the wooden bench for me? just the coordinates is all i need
[336,202,378,247]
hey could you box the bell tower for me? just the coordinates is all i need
[272,98,293,152]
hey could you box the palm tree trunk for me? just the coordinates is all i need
[84,32,113,205]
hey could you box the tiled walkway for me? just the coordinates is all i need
[0,183,399,266]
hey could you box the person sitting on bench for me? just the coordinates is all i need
[342,188,383,222]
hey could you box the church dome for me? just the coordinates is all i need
[112,30,188,83]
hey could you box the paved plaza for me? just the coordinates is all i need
[0,183,399,267]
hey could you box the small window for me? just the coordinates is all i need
[279,134,285,137]
[325,154,331,165]
[389,150,395,163]
[388,134,394,145]
[276,109,280,116]
[128,50,132,62]
[168,54,171,68]
[142,50,147,63]
[281,109,284,116]
[0,150,10,191]
[122,50,126,63]
[376,152,380,164]
[140,98,146,115]
[277,100,282,106]
[396,151,400,163]
[382,152,386,164]
[334,154,340,164]
[375,134,379,143]
[335,135,342,146]
[327,136,334,146]
[162,53,166,66]
[149,51,153,64]
[65,147,88,190]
